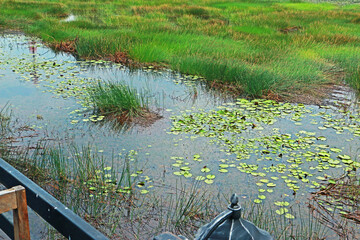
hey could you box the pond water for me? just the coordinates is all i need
[0,32,359,238]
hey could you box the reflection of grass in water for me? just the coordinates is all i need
[88,81,149,119]
[1,0,360,98]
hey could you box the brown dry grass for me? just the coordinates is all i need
[53,38,77,53]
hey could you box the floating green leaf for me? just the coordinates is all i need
[201,167,211,173]
[195,176,206,181]
[254,199,262,204]
[338,155,351,160]
[204,179,214,184]
[258,195,266,200]
[206,174,216,179]
[275,208,288,215]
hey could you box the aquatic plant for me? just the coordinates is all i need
[1,135,350,239]
[0,104,11,139]
[309,174,360,238]
[170,99,360,221]
[242,201,329,239]
[0,104,12,157]
[4,141,154,236]
[88,81,149,119]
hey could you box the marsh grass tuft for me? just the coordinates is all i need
[119,181,220,239]
[88,81,149,119]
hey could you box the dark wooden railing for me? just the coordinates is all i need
[0,157,108,240]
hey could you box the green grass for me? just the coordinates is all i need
[0,104,11,139]
[242,202,328,239]
[88,81,149,118]
[0,104,11,157]
[308,175,360,239]
[1,0,360,98]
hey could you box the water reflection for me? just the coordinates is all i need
[27,39,40,84]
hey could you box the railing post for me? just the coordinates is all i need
[0,185,31,240]
[13,186,30,240]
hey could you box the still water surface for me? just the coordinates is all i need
[0,33,359,238]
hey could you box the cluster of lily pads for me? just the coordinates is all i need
[0,34,206,125]
[170,99,360,218]
[84,166,153,197]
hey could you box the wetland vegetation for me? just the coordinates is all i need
[0,0,360,239]
[88,81,150,120]
[1,0,360,99]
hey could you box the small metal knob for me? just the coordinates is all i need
[229,193,239,208]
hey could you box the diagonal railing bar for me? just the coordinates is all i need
[0,158,108,240]
[0,213,14,239]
